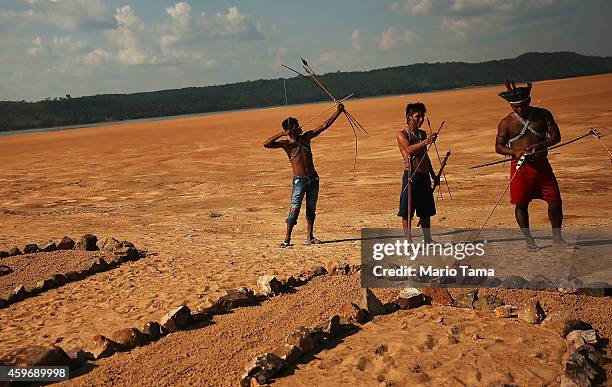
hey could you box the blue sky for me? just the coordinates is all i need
[1,0,611,101]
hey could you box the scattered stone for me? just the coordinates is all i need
[325,260,349,275]
[110,328,148,350]
[480,276,502,288]
[240,353,289,387]
[65,347,94,369]
[338,302,369,324]
[40,240,57,252]
[361,288,386,316]
[78,234,99,251]
[219,288,258,309]
[282,275,298,288]
[195,297,228,315]
[0,251,9,258]
[99,237,121,251]
[0,298,7,308]
[579,330,598,345]
[11,285,27,301]
[541,311,590,337]
[36,278,56,291]
[576,285,611,297]
[562,345,603,386]
[257,275,283,296]
[312,266,327,276]
[8,247,22,256]
[383,302,399,314]
[395,288,427,310]
[23,244,40,254]
[142,322,162,341]
[501,275,528,289]
[114,246,139,263]
[91,335,122,359]
[189,308,212,324]
[0,265,12,276]
[272,343,302,364]
[57,236,76,250]
[323,315,341,337]
[160,305,191,332]
[494,305,518,318]
[566,330,587,352]
[64,271,83,282]
[452,289,477,309]
[474,295,505,311]
[420,288,453,306]
[373,344,388,355]
[526,275,556,290]
[88,257,109,273]
[557,278,583,295]
[517,298,545,324]
[51,273,67,285]
[0,346,71,367]
[286,326,315,353]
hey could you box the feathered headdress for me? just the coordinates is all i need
[499,80,532,104]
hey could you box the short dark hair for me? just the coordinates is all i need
[406,102,426,116]
[282,117,299,131]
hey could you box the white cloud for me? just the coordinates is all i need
[378,27,417,50]
[390,0,434,15]
[0,0,114,30]
[351,29,362,51]
[319,51,338,63]
[441,16,470,38]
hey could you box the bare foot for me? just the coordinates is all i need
[552,239,576,249]
[304,238,323,245]
[526,239,539,252]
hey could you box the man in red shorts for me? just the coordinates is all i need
[495,81,573,251]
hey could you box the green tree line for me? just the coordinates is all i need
[1,52,611,132]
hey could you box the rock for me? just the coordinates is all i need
[160,305,191,332]
[272,343,302,364]
[338,302,369,324]
[323,315,341,337]
[36,278,56,291]
[91,335,122,359]
[0,251,9,258]
[541,311,590,337]
[285,326,315,353]
[526,275,556,290]
[240,353,289,387]
[0,346,71,367]
[452,289,477,309]
[566,330,587,351]
[11,285,27,301]
[494,305,518,318]
[501,275,528,289]
[395,288,427,310]
[0,265,13,276]
[23,243,40,254]
[99,237,121,251]
[311,266,327,276]
[557,278,583,295]
[420,288,454,306]
[57,236,76,250]
[361,288,386,316]
[579,330,598,345]
[577,285,611,297]
[65,347,94,369]
[195,297,228,315]
[325,260,349,275]
[257,275,283,296]
[40,240,57,252]
[114,246,139,263]
[142,322,162,341]
[474,295,505,311]
[78,234,99,251]
[88,257,109,273]
[517,298,545,324]
[51,273,67,285]
[8,247,22,256]
[64,271,84,282]
[110,328,148,350]
[282,275,298,288]
[0,298,7,308]
[562,345,603,386]
[190,308,212,324]
[219,288,258,309]
[480,276,502,288]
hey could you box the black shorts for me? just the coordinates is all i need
[398,171,436,220]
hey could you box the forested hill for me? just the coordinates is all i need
[2,51,611,132]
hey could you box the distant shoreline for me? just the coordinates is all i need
[1,72,610,138]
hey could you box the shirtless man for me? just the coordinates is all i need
[263,104,344,247]
[495,81,572,251]
[396,102,439,243]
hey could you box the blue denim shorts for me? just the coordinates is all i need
[286,172,319,225]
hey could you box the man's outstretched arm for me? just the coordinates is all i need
[304,104,344,139]
[263,130,289,148]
